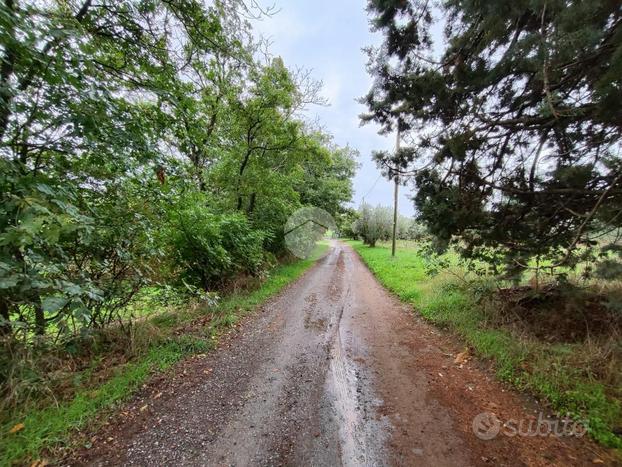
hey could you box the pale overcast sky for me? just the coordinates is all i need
[253,0,416,216]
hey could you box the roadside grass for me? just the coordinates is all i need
[348,239,622,450]
[0,242,329,465]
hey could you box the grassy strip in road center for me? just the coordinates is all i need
[1,242,329,465]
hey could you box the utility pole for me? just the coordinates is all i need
[391,127,400,257]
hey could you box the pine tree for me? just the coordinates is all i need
[363,0,622,277]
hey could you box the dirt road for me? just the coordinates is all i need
[76,242,613,466]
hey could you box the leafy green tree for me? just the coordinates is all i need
[0,0,265,337]
[336,208,360,238]
[207,60,354,252]
[363,0,622,277]
[0,0,357,341]
[298,136,358,216]
[0,0,175,336]
[353,203,393,247]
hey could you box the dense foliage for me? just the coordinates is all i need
[363,0,622,278]
[0,0,356,341]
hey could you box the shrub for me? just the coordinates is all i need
[166,197,266,290]
[219,214,266,277]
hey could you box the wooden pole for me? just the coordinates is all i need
[392,127,400,257]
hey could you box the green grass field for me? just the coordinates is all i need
[0,243,328,465]
[348,239,621,450]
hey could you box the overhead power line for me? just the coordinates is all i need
[361,173,382,204]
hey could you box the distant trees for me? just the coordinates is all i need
[353,203,423,246]
[363,0,622,279]
[335,208,359,239]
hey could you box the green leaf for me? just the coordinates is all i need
[41,296,69,313]
[0,276,18,289]
[35,184,56,196]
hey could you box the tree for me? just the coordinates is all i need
[336,208,359,239]
[353,203,393,247]
[363,0,622,278]
[297,135,359,217]
[0,1,357,341]
[207,61,353,252]
[0,0,182,336]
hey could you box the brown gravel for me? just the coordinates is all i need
[70,242,618,466]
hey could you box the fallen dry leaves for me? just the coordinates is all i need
[9,423,24,434]
[453,348,470,365]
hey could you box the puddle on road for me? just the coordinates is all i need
[325,302,388,466]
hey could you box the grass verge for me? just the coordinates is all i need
[0,242,329,465]
[348,240,622,450]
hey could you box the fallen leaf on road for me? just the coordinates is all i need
[454,349,470,365]
[30,460,48,467]
[139,404,148,412]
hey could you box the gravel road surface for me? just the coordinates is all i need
[75,242,614,466]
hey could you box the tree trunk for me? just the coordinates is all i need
[34,300,45,336]
[0,298,11,337]
[247,192,256,214]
